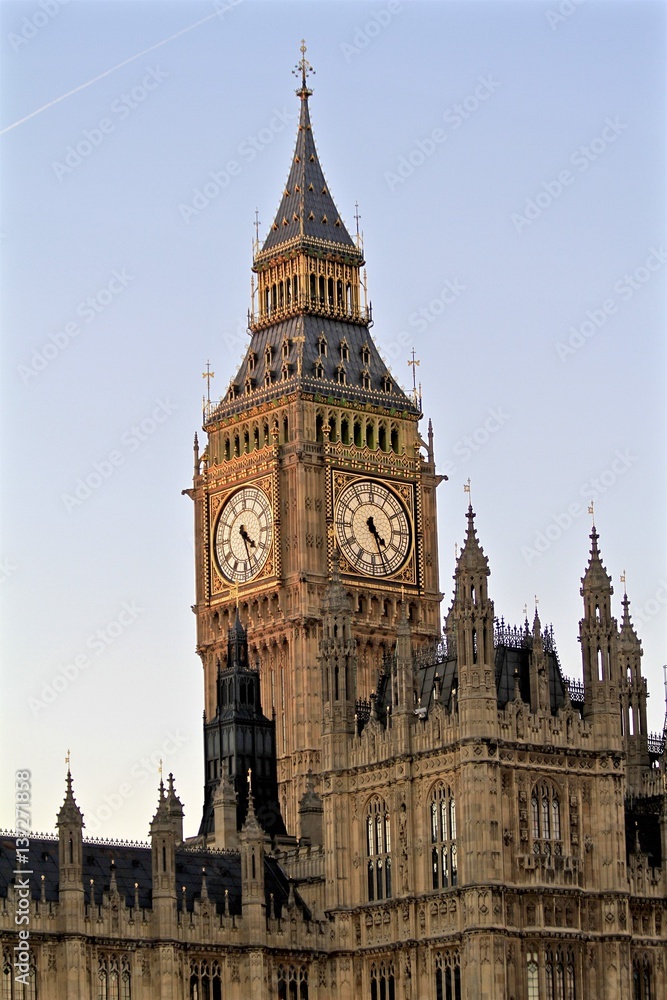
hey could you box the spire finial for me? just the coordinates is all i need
[65,748,71,773]
[408,349,420,403]
[588,500,595,526]
[202,360,215,405]
[464,478,472,509]
[620,570,627,596]
[293,39,314,98]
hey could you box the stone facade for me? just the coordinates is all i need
[1,50,665,1000]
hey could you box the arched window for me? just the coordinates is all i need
[390,427,399,453]
[526,951,539,1000]
[277,964,308,1000]
[435,951,461,1000]
[531,782,562,854]
[366,796,391,901]
[370,960,395,1000]
[430,784,457,889]
[633,954,653,1000]
[189,959,222,1000]
[98,954,132,1000]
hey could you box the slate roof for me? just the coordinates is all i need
[226,315,415,413]
[261,89,355,254]
[0,835,298,918]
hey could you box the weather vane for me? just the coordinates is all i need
[620,570,627,595]
[464,479,472,506]
[408,349,420,403]
[588,500,595,523]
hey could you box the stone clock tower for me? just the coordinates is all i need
[187,47,443,837]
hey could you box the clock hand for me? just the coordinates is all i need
[366,516,386,547]
[367,516,387,570]
[239,524,256,563]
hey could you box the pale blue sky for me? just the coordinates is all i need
[1,0,665,840]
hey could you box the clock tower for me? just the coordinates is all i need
[188,45,444,837]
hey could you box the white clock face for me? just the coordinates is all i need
[334,479,411,577]
[214,486,273,584]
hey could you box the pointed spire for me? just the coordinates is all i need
[200,867,209,901]
[456,505,489,576]
[260,44,355,254]
[56,761,84,829]
[581,523,613,594]
[242,769,262,836]
[619,592,639,642]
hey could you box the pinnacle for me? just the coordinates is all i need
[581,523,613,595]
[56,766,84,829]
[455,505,489,576]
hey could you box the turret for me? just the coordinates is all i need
[618,590,650,786]
[56,765,84,928]
[579,524,621,745]
[149,779,177,935]
[239,772,266,932]
[450,505,497,738]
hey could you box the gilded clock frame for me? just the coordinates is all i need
[207,473,279,597]
[328,470,418,586]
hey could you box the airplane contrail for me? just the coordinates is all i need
[0,7,226,136]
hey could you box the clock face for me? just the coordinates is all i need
[334,479,411,578]
[214,486,273,584]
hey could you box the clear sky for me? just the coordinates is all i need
[1,0,665,842]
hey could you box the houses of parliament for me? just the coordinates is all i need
[1,48,665,1000]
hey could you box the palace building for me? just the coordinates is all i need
[1,47,666,1000]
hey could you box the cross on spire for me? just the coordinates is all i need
[408,349,420,393]
[293,39,314,97]
[254,208,261,245]
[588,500,595,524]
[464,478,472,506]
[65,748,71,772]
[202,360,215,404]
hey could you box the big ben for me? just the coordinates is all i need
[188,44,444,839]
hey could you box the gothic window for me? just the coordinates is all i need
[435,951,461,1000]
[381,375,393,393]
[336,365,346,385]
[318,335,328,357]
[361,344,371,366]
[430,784,457,889]
[366,796,392,900]
[244,378,253,396]
[527,951,539,1000]
[633,954,653,1000]
[282,339,291,359]
[361,371,371,391]
[264,371,273,388]
[265,345,273,367]
[314,361,324,379]
[98,955,131,1000]
[370,960,395,1000]
[531,782,562,854]
[339,340,350,362]
[189,959,222,1000]
[247,352,256,373]
[3,955,37,1000]
[277,964,308,1000]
